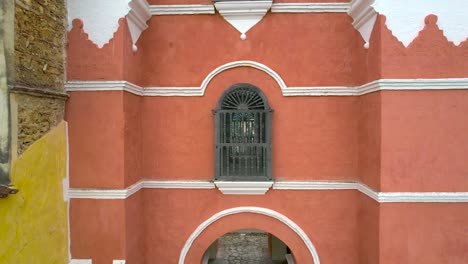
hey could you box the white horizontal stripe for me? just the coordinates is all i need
[271,3,350,13]
[66,78,468,97]
[149,5,215,15]
[148,3,350,16]
[68,180,468,203]
[70,260,92,264]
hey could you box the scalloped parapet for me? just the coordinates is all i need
[349,0,468,48]
[68,0,150,50]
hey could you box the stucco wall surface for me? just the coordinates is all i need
[0,122,68,264]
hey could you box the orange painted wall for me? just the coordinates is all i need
[357,92,381,190]
[70,199,126,263]
[125,192,146,264]
[380,90,468,192]
[66,91,126,188]
[67,19,143,84]
[143,189,360,264]
[358,195,380,264]
[140,67,360,181]
[380,203,468,264]
[137,13,366,87]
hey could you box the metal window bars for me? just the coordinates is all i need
[214,84,272,181]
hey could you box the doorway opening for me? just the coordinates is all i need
[202,229,295,264]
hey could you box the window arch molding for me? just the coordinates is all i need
[213,83,273,183]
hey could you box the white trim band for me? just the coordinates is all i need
[271,3,350,13]
[66,78,468,97]
[149,5,215,15]
[68,180,468,203]
[65,60,468,96]
[149,3,350,16]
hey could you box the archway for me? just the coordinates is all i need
[179,206,320,264]
[202,228,295,264]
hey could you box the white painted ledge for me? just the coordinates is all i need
[214,181,274,195]
[65,78,468,97]
[149,5,215,15]
[67,180,468,203]
[271,3,350,13]
[148,2,350,16]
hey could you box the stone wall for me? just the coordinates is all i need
[12,0,67,155]
[15,0,66,90]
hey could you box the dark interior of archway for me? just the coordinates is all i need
[203,229,294,264]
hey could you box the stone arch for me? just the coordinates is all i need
[179,206,320,264]
[200,61,287,95]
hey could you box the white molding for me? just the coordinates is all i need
[214,1,273,40]
[148,3,351,16]
[70,260,92,264]
[273,181,357,190]
[214,181,274,195]
[67,180,468,203]
[65,80,144,95]
[178,206,320,264]
[348,0,377,48]
[66,78,468,97]
[149,5,215,15]
[271,3,350,13]
[143,180,215,189]
[126,0,151,52]
[377,192,468,203]
[112,261,126,264]
[68,181,143,199]
[199,60,287,94]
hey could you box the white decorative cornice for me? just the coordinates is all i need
[214,0,273,40]
[149,5,215,15]
[66,78,468,97]
[126,0,151,52]
[214,181,274,195]
[271,3,350,13]
[67,180,468,203]
[179,207,320,264]
[348,0,377,48]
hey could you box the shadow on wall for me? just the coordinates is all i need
[203,229,294,264]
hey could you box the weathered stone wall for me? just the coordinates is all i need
[13,92,65,155]
[12,0,67,155]
[15,0,66,90]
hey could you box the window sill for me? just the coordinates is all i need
[214,181,273,195]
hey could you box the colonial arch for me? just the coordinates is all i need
[200,61,287,95]
[179,206,320,264]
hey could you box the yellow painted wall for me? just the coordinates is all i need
[0,121,68,264]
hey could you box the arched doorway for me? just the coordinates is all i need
[203,228,294,264]
[179,206,320,264]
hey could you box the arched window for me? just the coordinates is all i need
[213,83,273,181]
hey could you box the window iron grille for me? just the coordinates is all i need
[214,84,273,181]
